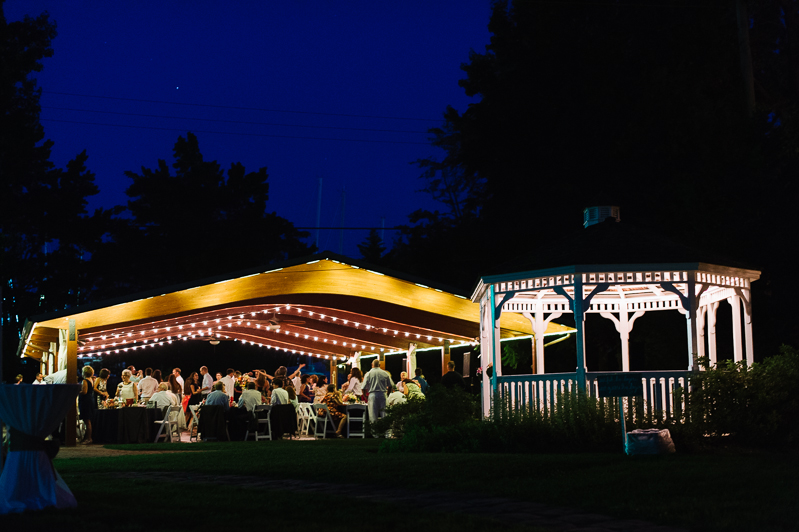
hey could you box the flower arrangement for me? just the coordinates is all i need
[342,393,358,404]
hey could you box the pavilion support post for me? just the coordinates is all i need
[379,352,385,371]
[442,340,451,376]
[707,301,719,366]
[330,359,337,386]
[728,295,743,363]
[407,343,417,378]
[686,273,699,371]
[65,319,78,447]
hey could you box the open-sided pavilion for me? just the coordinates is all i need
[472,210,761,417]
[16,252,574,445]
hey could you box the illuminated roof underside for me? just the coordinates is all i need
[19,258,575,362]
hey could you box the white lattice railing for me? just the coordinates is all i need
[495,370,694,422]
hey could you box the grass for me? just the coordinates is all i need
[3,440,798,531]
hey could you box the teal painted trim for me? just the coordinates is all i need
[489,284,497,395]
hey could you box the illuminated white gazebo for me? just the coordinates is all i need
[472,208,761,416]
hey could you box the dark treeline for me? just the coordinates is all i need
[3,1,798,378]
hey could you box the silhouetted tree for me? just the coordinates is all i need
[357,229,386,264]
[1,6,115,378]
[100,132,311,292]
[403,0,799,351]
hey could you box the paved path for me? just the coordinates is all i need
[105,469,689,532]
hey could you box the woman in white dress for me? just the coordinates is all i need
[116,369,138,405]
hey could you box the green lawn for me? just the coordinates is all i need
[3,440,797,531]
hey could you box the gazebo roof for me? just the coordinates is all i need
[488,217,757,276]
[18,252,574,363]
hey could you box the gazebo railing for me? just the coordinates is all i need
[496,370,694,422]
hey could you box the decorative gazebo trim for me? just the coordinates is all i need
[472,262,761,417]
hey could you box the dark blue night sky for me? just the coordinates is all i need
[4,1,492,256]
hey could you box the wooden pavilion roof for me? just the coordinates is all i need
[18,253,574,363]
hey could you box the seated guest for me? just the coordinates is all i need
[45,368,67,384]
[33,373,46,385]
[298,375,313,403]
[270,378,290,405]
[402,378,425,400]
[387,385,406,406]
[14,374,23,384]
[319,383,347,437]
[149,383,177,409]
[237,382,262,411]
[397,371,409,393]
[286,384,299,409]
[204,382,230,411]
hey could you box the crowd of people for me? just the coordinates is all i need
[26,357,469,442]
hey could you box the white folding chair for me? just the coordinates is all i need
[312,404,336,439]
[346,405,366,438]
[153,405,181,443]
[187,405,201,442]
[245,405,271,441]
[297,403,313,436]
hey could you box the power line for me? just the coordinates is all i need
[40,119,430,145]
[41,106,429,134]
[43,91,442,122]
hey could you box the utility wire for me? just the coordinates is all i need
[42,106,430,134]
[40,119,430,145]
[43,91,442,122]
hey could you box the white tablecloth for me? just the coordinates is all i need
[0,384,81,514]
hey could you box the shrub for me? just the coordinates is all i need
[677,346,799,447]
[379,386,619,453]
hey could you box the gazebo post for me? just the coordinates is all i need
[686,273,699,371]
[573,277,587,389]
[728,294,744,363]
[707,301,719,365]
[65,319,78,447]
[697,307,707,362]
[738,288,754,365]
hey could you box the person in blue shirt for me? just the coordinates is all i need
[204,382,230,411]
[414,368,429,394]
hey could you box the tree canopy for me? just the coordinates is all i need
[395,0,799,353]
[97,132,311,292]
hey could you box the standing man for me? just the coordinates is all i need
[200,366,214,399]
[139,368,159,402]
[33,373,47,385]
[361,359,394,425]
[221,368,236,401]
[440,361,466,390]
[172,368,184,391]
[128,366,141,383]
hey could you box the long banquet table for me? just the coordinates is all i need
[93,407,163,444]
